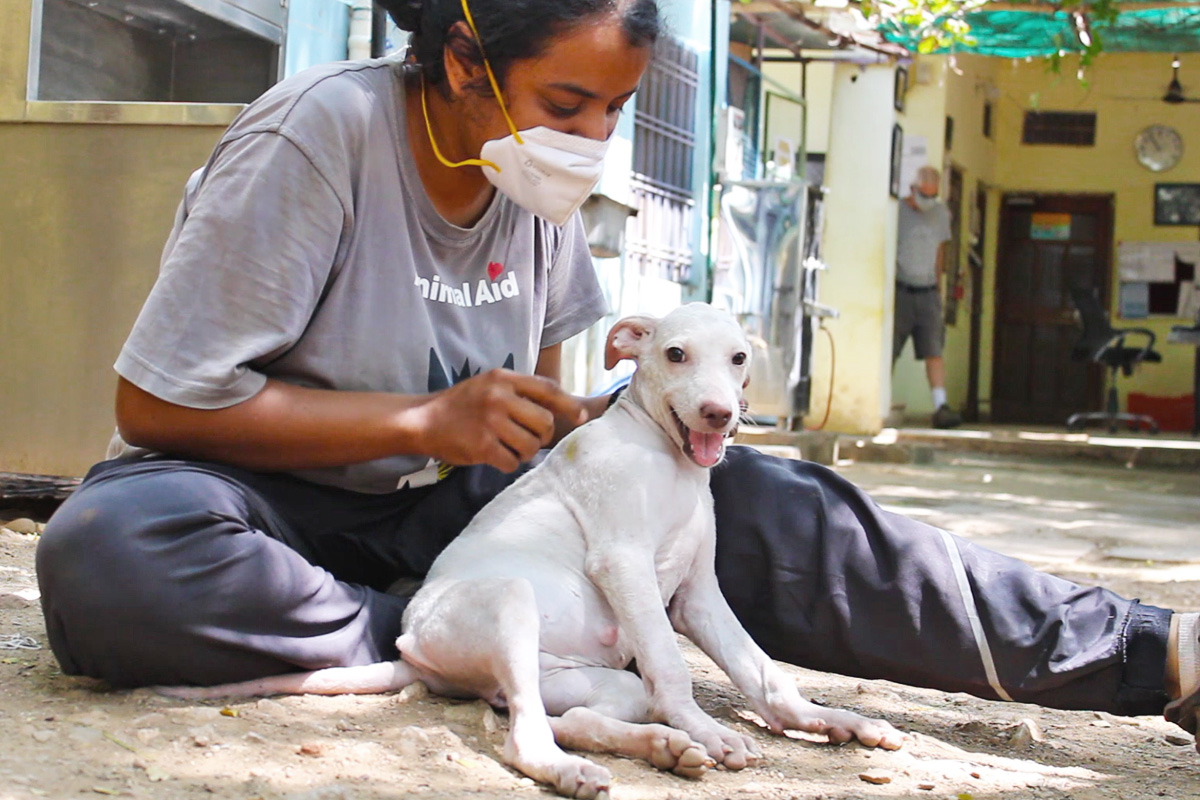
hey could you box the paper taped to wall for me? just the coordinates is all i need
[1117,241,1200,283]
[1119,281,1150,318]
[1179,282,1200,320]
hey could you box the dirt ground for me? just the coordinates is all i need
[2,453,1199,800]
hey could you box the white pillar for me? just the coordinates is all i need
[348,1,373,61]
[812,63,898,434]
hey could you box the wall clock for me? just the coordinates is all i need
[1135,124,1184,172]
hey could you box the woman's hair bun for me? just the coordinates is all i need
[378,0,425,33]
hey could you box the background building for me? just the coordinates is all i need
[3,0,1197,477]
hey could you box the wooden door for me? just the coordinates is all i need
[965,184,987,423]
[944,166,965,326]
[992,194,1113,425]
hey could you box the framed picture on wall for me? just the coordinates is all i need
[889,124,903,198]
[1154,183,1200,226]
[894,65,908,112]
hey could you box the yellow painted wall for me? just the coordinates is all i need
[890,58,949,419]
[943,56,1000,420]
[796,53,1003,424]
[1,2,231,476]
[811,63,899,434]
[0,2,29,119]
[1,124,227,476]
[810,50,1196,431]
[805,62,835,156]
[763,60,835,156]
[891,55,1000,421]
[987,52,1198,410]
[944,56,1004,422]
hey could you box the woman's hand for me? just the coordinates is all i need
[116,373,587,474]
[416,369,586,473]
[114,343,597,475]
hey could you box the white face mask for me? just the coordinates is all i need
[419,0,610,226]
[911,189,938,212]
[479,126,609,226]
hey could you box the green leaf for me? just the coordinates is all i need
[871,0,1105,83]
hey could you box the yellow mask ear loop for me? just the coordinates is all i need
[459,0,523,145]
[421,75,500,171]
[420,0,524,172]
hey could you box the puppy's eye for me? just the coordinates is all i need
[732,352,747,366]
[666,347,685,363]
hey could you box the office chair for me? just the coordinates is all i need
[1066,286,1162,434]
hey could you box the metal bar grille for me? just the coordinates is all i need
[1022,111,1097,146]
[626,177,694,282]
[629,36,699,282]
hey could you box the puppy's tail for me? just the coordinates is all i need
[154,660,422,699]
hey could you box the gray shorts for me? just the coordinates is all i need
[893,283,944,360]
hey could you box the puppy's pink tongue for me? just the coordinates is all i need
[688,430,725,467]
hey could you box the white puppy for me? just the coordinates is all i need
[164,303,904,798]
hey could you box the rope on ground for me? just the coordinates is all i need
[0,634,41,650]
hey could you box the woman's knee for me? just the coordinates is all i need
[37,464,253,612]
[37,477,140,588]
[35,464,278,684]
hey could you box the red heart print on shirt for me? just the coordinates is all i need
[487,261,504,281]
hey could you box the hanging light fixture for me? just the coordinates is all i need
[1164,54,1186,104]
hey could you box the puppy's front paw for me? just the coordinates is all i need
[640,724,714,778]
[774,703,906,750]
[819,707,905,749]
[552,756,611,799]
[688,719,761,770]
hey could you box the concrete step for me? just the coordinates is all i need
[735,426,1200,470]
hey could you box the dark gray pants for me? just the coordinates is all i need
[893,284,945,361]
[36,447,1171,716]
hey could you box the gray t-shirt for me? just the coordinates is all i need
[896,199,952,287]
[114,57,608,494]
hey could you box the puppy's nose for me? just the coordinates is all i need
[701,403,733,429]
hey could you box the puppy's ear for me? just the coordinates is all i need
[604,315,657,370]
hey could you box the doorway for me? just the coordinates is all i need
[944,166,964,327]
[992,194,1113,425]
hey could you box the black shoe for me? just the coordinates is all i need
[1165,685,1200,752]
[932,404,962,429]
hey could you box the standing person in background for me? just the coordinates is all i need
[894,165,962,429]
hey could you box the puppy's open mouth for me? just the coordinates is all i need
[670,408,728,469]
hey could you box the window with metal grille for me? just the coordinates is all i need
[628,36,699,283]
[1022,111,1097,146]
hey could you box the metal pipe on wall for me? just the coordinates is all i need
[371,3,389,58]
[706,0,724,301]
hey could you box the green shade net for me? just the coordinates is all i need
[881,2,1200,56]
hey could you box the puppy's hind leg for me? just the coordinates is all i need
[400,579,611,800]
[541,667,714,779]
